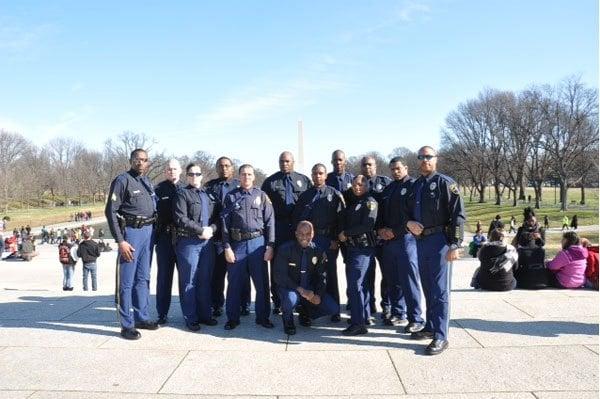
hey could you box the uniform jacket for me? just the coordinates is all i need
[292,185,345,240]
[273,240,327,297]
[376,175,414,237]
[326,171,354,193]
[403,171,466,248]
[261,171,312,222]
[173,185,219,236]
[342,194,378,237]
[154,180,184,232]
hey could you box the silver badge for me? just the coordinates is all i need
[400,188,407,196]
[376,184,382,191]
[297,180,302,188]
[312,256,318,265]
[161,196,169,200]
[355,203,362,211]
[254,196,261,206]
[430,182,437,190]
[346,183,352,189]
[327,194,333,202]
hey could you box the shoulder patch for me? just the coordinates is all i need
[449,183,460,195]
[111,193,117,201]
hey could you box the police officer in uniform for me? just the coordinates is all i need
[154,159,184,325]
[204,156,251,317]
[274,221,340,335]
[326,150,354,194]
[292,163,344,322]
[173,163,219,330]
[377,157,424,331]
[358,156,392,318]
[261,151,311,314]
[338,175,378,336]
[406,146,465,355]
[105,148,159,340]
[222,164,276,330]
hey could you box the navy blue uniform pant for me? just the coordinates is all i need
[271,220,293,308]
[399,233,424,324]
[346,246,374,326]
[175,237,215,324]
[116,225,153,329]
[212,244,251,310]
[279,288,340,325]
[313,235,341,314]
[366,245,388,312]
[155,230,178,318]
[416,232,451,340]
[226,236,271,323]
[381,238,407,319]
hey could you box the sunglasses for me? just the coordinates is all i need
[417,155,436,161]
[187,172,202,177]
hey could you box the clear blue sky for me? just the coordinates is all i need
[1,0,597,175]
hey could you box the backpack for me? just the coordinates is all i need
[59,243,73,264]
[585,246,599,290]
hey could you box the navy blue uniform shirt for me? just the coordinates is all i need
[261,171,312,222]
[342,194,378,237]
[326,171,354,194]
[221,187,275,248]
[173,185,219,235]
[273,240,327,297]
[155,180,184,231]
[205,177,241,205]
[105,169,156,243]
[292,185,345,239]
[376,175,414,237]
[404,172,466,248]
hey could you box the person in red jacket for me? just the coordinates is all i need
[581,238,599,290]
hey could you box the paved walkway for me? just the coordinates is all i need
[0,240,597,398]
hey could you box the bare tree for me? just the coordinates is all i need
[0,130,30,211]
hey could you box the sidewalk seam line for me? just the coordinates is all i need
[502,299,535,318]
[582,344,599,355]
[452,319,485,348]
[157,349,190,394]
[58,300,98,321]
[386,349,407,394]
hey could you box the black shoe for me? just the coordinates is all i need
[299,314,312,327]
[201,318,218,326]
[411,330,434,340]
[62,287,67,291]
[120,328,141,340]
[240,306,250,316]
[404,322,424,334]
[157,315,168,325]
[383,315,403,326]
[370,304,377,315]
[134,320,159,330]
[284,323,296,335]
[212,307,223,317]
[224,320,239,330]
[256,319,275,329]
[67,287,74,291]
[380,310,391,320]
[425,339,449,355]
[366,317,376,326]
[330,314,341,323]
[342,324,368,336]
[186,322,201,332]
[272,306,281,315]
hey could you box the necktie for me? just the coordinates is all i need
[300,250,309,289]
[414,179,424,223]
[284,175,294,206]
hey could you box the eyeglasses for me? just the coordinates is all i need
[417,155,436,161]
[133,158,148,162]
[187,172,202,177]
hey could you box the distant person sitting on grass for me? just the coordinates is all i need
[512,207,545,248]
[471,229,518,291]
[514,232,548,289]
[546,231,588,289]
[468,229,486,258]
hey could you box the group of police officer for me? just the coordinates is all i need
[105,145,465,355]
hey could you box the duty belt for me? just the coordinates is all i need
[120,214,156,228]
[230,229,263,242]
[416,225,445,239]
[175,227,208,238]
[346,232,377,248]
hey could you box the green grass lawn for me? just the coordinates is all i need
[465,187,598,232]
[2,205,106,230]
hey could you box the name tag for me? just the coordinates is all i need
[288,263,296,267]
[133,190,141,194]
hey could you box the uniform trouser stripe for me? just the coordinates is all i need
[115,255,122,326]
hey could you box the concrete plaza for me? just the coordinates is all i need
[0,239,597,398]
